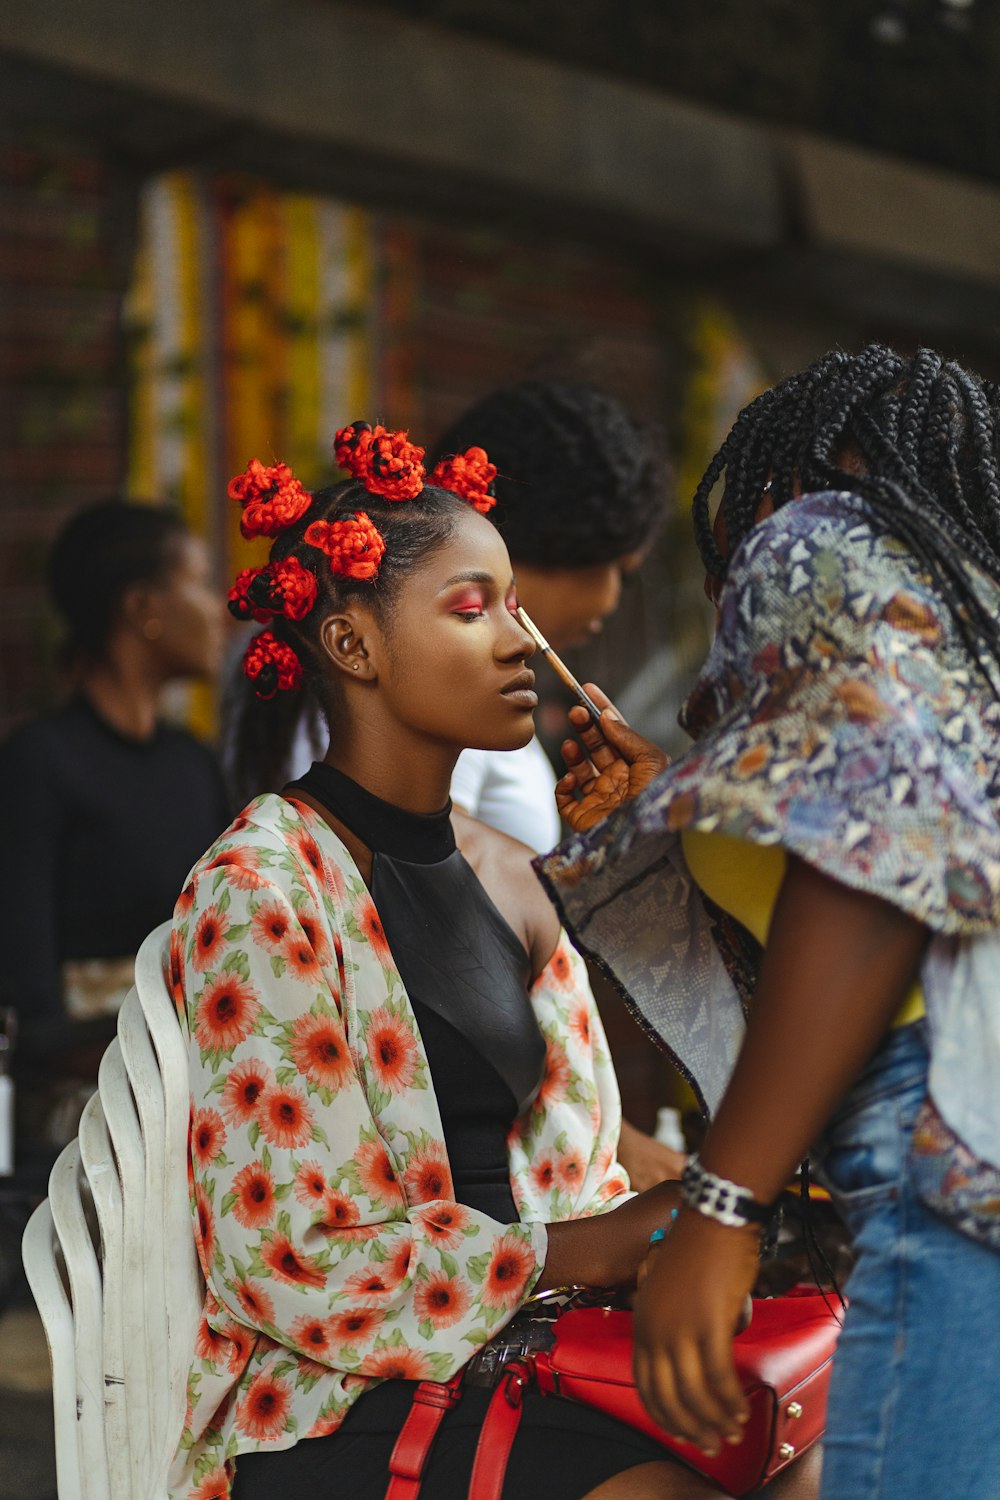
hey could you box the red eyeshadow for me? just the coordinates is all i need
[449,591,485,613]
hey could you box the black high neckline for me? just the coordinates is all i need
[287,761,456,865]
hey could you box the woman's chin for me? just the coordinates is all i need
[468,715,536,754]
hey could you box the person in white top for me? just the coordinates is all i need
[450,737,561,853]
[434,379,685,1188]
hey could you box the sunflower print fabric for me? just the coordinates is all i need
[169,793,628,1499]
[537,491,1000,1250]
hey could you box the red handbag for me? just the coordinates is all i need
[386,1291,841,1500]
[530,1294,840,1496]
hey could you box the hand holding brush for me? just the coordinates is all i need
[514,607,669,833]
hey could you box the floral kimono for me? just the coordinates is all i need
[168,793,629,1500]
[537,491,1000,1251]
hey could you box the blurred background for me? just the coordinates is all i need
[2,0,999,749]
[0,2,998,1490]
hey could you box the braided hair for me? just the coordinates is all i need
[693,344,1000,691]
[430,379,666,567]
[228,478,468,807]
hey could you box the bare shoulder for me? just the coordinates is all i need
[452,807,561,978]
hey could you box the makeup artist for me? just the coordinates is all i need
[540,345,1000,1500]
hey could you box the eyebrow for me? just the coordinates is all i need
[437,569,516,592]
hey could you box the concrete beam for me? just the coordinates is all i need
[787,134,1000,290]
[0,0,785,251]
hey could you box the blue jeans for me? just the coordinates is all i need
[813,1022,1000,1500]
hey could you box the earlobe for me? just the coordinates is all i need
[121,582,157,639]
[318,613,375,682]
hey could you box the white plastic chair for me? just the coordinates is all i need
[22,921,204,1500]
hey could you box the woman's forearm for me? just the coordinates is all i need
[698,855,929,1205]
[539,1179,683,1290]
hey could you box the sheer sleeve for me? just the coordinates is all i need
[176,854,547,1397]
[508,936,631,1220]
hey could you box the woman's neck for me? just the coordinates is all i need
[78,655,164,742]
[323,735,456,817]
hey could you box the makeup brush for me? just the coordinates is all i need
[514,607,605,724]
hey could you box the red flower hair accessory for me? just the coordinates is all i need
[305,511,386,581]
[228,459,312,539]
[228,558,318,623]
[334,422,426,502]
[260,557,318,621]
[430,447,497,514]
[243,630,303,699]
[227,567,272,623]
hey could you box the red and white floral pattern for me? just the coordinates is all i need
[169,794,627,1498]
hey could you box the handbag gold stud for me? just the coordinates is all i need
[786,1402,803,1419]
[779,1443,796,1460]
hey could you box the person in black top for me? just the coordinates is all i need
[0,499,229,1149]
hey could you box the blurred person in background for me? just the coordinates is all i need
[0,499,228,1151]
[433,379,686,1189]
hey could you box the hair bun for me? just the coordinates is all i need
[430,447,497,514]
[334,422,426,502]
[228,459,313,539]
[304,511,386,581]
[243,630,303,698]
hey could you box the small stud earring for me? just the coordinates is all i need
[352,663,360,670]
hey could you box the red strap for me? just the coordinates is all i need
[467,1361,532,1500]
[385,1375,464,1500]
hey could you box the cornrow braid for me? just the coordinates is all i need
[692,343,1000,697]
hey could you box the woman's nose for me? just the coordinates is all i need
[499,611,536,660]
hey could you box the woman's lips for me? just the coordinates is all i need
[501,671,538,708]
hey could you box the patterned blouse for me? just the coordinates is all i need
[169,793,629,1500]
[537,491,1000,1253]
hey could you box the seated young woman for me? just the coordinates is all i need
[169,427,764,1500]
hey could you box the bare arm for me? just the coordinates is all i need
[701,855,928,1201]
[633,856,928,1454]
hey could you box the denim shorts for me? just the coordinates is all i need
[813,1022,1000,1500]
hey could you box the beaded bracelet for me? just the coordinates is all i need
[680,1155,777,1230]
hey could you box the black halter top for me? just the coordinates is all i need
[286,762,546,1224]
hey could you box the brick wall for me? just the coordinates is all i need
[0,133,132,730]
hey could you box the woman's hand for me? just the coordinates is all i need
[617,1117,687,1194]
[632,1208,760,1456]
[540,1179,682,1291]
[556,684,669,833]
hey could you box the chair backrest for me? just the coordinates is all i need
[79,1088,130,1495]
[23,1196,84,1500]
[131,921,203,1495]
[23,920,204,1500]
[47,1137,112,1500]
